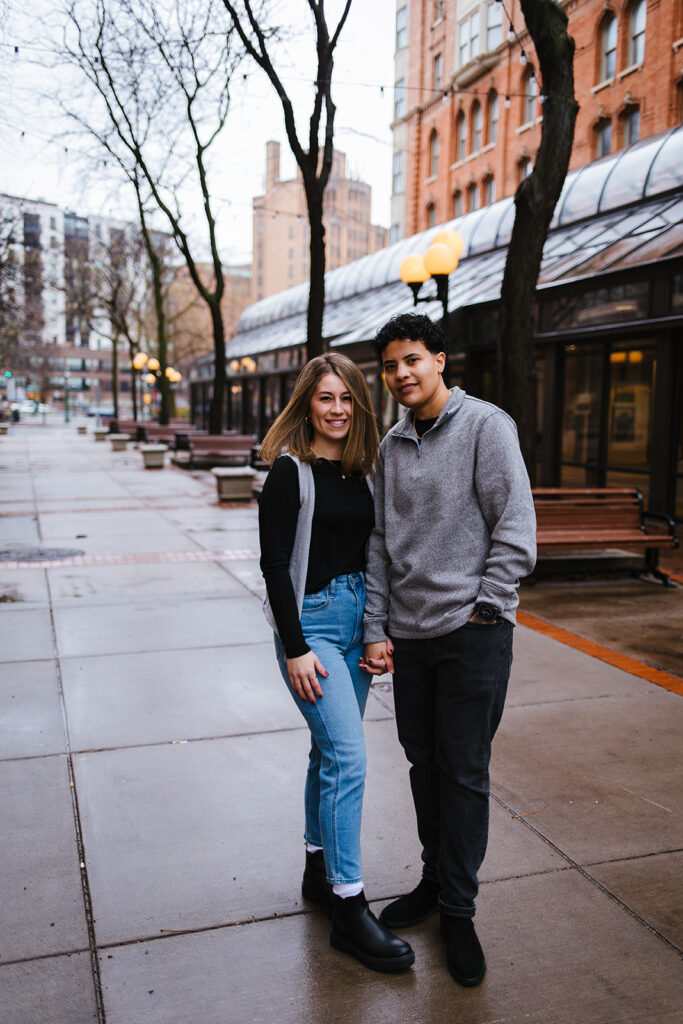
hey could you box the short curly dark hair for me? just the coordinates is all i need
[372,313,447,362]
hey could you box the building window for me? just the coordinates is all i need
[458,10,480,67]
[392,150,405,194]
[518,156,532,181]
[394,78,406,120]
[466,183,479,212]
[434,0,444,21]
[396,6,408,50]
[486,2,503,51]
[429,129,439,177]
[523,69,537,124]
[471,101,482,153]
[487,91,498,145]
[596,118,612,158]
[427,202,436,228]
[453,190,463,217]
[623,106,640,145]
[484,176,495,205]
[456,111,466,161]
[601,14,617,81]
[433,53,443,92]
[629,0,646,64]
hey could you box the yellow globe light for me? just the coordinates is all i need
[165,366,176,380]
[147,357,160,372]
[133,351,148,370]
[229,359,240,372]
[143,393,152,405]
[424,242,458,276]
[399,254,430,284]
[145,373,156,385]
[431,229,464,260]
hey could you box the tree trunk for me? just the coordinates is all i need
[497,0,578,482]
[208,299,226,434]
[112,334,119,418]
[306,183,326,359]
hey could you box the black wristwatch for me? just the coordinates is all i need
[473,603,499,623]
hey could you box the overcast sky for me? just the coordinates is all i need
[0,0,397,263]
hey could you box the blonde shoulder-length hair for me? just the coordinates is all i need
[259,353,379,477]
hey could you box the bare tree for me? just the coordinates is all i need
[220,0,352,359]
[497,0,579,480]
[0,210,23,371]
[56,0,242,432]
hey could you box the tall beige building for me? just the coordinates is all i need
[252,141,389,301]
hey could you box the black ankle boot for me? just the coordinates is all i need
[379,876,441,928]
[330,892,415,972]
[301,850,333,913]
[441,914,486,987]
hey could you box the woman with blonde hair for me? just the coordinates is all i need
[258,352,414,973]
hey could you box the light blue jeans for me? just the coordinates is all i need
[274,572,370,885]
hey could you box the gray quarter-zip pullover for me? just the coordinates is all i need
[363,387,536,643]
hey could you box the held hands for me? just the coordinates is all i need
[360,638,394,676]
[286,650,328,704]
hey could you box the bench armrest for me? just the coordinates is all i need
[642,510,678,546]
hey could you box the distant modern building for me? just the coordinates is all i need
[252,141,389,301]
[390,0,683,240]
[0,193,174,410]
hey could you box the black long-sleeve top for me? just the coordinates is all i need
[258,456,374,658]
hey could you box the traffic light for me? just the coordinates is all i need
[3,370,11,378]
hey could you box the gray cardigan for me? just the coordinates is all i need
[263,454,374,638]
[363,388,537,644]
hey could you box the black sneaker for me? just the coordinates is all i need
[379,877,441,928]
[441,914,486,987]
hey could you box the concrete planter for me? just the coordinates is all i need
[109,433,131,452]
[140,444,167,470]
[212,466,257,501]
[93,427,109,442]
[77,425,87,435]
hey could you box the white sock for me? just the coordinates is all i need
[333,881,363,898]
[306,843,323,854]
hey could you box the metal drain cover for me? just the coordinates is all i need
[0,546,86,562]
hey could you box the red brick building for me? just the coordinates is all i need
[391,0,683,240]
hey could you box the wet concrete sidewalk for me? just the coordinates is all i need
[1,419,681,1024]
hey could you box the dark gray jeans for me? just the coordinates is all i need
[392,619,513,918]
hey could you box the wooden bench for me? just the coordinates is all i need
[108,420,199,448]
[533,487,678,585]
[178,433,258,469]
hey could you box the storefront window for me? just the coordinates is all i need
[606,347,655,471]
[561,347,602,485]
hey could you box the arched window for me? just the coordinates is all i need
[486,91,499,145]
[595,118,612,158]
[523,70,537,124]
[623,106,640,145]
[629,0,646,64]
[471,101,482,153]
[518,157,532,182]
[427,202,436,228]
[453,190,463,217]
[429,129,439,177]
[456,111,466,161]
[467,182,479,212]
[601,13,617,81]
[483,176,495,205]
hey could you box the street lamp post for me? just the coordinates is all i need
[399,230,464,387]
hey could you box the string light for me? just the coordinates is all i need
[504,95,511,109]
[520,50,527,66]
[507,25,515,43]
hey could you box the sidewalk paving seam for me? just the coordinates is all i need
[491,791,682,955]
[43,561,107,1022]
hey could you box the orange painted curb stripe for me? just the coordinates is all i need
[664,570,683,585]
[517,610,683,696]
